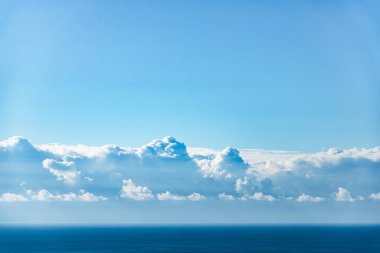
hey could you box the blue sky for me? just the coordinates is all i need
[1,1,380,224]
[1,0,379,151]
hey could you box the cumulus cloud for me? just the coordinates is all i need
[195,147,248,179]
[139,136,189,159]
[296,193,325,202]
[27,189,106,202]
[247,147,380,198]
[250,192,276,202]
[0,136,40,155]
[157,191,186,201]
[157,191,206,201]
[0,193,28,202]
[369,192,380,200]
[28,189,56,201]
[187,193,206,201]
[333,187,354,202]
[218,193,235,200]
[235,177,249,193]
[42,159,80,183]
[121,179,154,200]
[1,136,379,203]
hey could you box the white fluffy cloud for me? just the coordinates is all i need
[121,179,154,200]
[157,191,206,201]
[195,147,248,179]
[250,192,276,202]
[296,193,325,202]
[1,136,379,203]
[157,191,186,201]
[218,193,235,200]
[139,136,189,159]
[27,189,107,202]
[333,187,354,202]
[187,193,206,201]
[235,177,250,193]
[42,159,80,183]
[247,147,380,198]
[0,193,28,202]
[368,192,380,200]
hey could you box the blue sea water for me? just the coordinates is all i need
[0,226,379,252]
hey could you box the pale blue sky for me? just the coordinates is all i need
[1,1,380,223]
[1,0,379,151]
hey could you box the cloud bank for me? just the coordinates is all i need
[1,136,380,203]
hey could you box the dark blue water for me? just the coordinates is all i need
[0,226,379,252]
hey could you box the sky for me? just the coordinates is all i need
[0,1,379,224]
[0,0,379,151]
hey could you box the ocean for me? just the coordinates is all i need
[0,225,379,252]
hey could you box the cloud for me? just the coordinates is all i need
[195,147,248,179]
[42,159,80,183]
[69,190,107,202]
[296,193,325,202]
[187,193,206,201]
[250,192,276,202]
[1,136,379,203]
[235,177,249,193]
[28,189,57,201]
[157,191,186,201]
[248,147,380,198]
[0,136,201,198]
[27,189,107,202]
[369,192,380,200]
[218,193,235,200]
[121,179,154,200]
[333,187,354,202]
[0,136,40,155]
[157,191,206,201]
[139,136,189,159]
[0,193,28,202]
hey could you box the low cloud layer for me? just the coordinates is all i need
[1,136,380,203]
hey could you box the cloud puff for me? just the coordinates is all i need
[369,192,380,200]
[1,136,379,203]
[250,192,276,202]
[333,187,354,202]
[0,136,41,157]
[121,179,154,200]
[248,147,380,198]
[139,136,189,159]
[296,193,325,202]
[27,189,107,202]
[157,191,206,201]
[157,191,186,201]
[0,193,28,202]
[42,159,80,183]
[235,177,250,193]
[187,193,206,201]
[218,193,235,200]
[0,136,201,198]
[195,147,248,179]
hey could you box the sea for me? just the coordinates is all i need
[0,225,379,252]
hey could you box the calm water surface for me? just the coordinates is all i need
[0,226,379,252]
